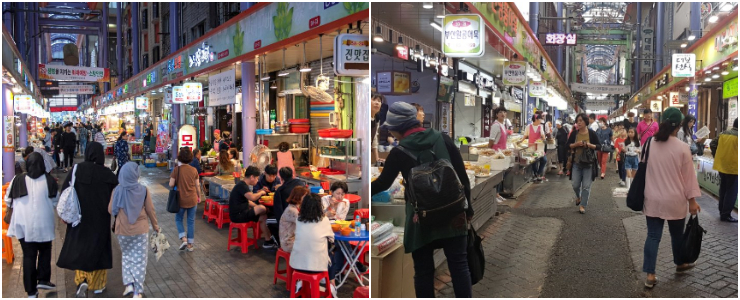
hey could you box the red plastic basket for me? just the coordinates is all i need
[329,129,353,138]
[290,126,310,133]
[289,119,310,124]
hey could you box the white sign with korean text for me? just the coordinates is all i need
[669,92,683,107]
[334,34,369,76]
[672,53,696,77]
[442,15,485,57]
[183,82,203,103]
[178,125,197,152]
[172,86,188,104]
[544,33,577,45]
[136,97,149,110]
[570,82,632,94]
[376,72,392,93]
[164,88,173,104]
[52,85,94,95]
[208,69,236,107]
[528,81,547,97]
[503,62,527,86]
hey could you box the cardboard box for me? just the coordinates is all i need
[371,243,415,298]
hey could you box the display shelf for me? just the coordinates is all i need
[257,133,309,136]
[318,137,358,142]
[319,154,358,160]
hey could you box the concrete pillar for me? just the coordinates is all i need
[690,2,702,40]
[241,61,256,161]
[102,4,109,92]
[633,3,642,93]
[132,2,139,75]
[529,3,539,37]
[169,2,180,159]
[655,2,665,73]
[556,3,564,75]
[3,84,15,183]
[19,113,27,148]
[117,3,123,81]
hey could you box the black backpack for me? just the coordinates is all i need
[396,146,468,226]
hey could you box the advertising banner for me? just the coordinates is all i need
[723,77,738,99]
[437,76,455,103]
[669,92,683,107]
[183,82,203,102]
[528,81,547,97]
[585,100,615,110]
[156,120,170,153]
[13,94,32,113]
[334,33,369,76]
[649,100,662,112]
[172,86,187,104]
[442,14,485,57]
[52,85,94,95]
[38,64,109,82]
[641,27,654,73]
[136,97,149,110]
[4,116,14,151]
[570,82,631,94]
[208,69,236,106]
[503,62,527,86]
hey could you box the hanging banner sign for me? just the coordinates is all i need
[4,116,14,151]
[669,92,683,107]
[136,97,149,110]
[672,53,696,77]
[723,77,738,99]
[14,95,33,113]
[528,81,547,97]
[334,33,370,76]
[585,100,615,110]
[437,76,455,103]
[172,86,187,104]
[178,125,197,152]
[156,120,170,153]
[50,85,95,95]
[38,64,110,82]
[649,100,662,112]
[442,14,485,57]
[164,88,173,104]
[183,82,203,102]
[641,27,654,73]
[208,69,236,106]
[570,82,631,94]
[503,62,527,86]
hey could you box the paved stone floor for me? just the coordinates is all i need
[435,167,738,298]
[3,156,360,298]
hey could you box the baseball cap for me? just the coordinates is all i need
[661,107,683,126]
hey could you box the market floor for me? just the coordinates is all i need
[434,167,738,298]
[2,156,361,298]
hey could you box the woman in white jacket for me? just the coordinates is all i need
[5,153,59,297]
[290,193,340,297]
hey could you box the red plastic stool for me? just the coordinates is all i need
[290,270,331,298]
[214,203,230,229]
[353,286,369,298]
[227,222,260,253]
[353,208,369,220]
[203,198,216,220]
[273,248,293,289]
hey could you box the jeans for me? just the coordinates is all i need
[643,216,686,274]
[624,155,639,170]
[411,235,472,298]
[329,245,345,280]
[18,239,52,296]
[80,139,87,155]
[571,163,593,206]
[597,151,609,175]
[175,206,196,244]
[531,155,547,177]
[718,172,738,219]
[618,159,626,181]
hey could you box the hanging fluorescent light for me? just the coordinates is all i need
[278,48,289,77]
[705,77,712,81]
[414,45,421,59]
[440,56,447,67]
[680,43,688,48]
[688,34,696,41]
[261,75,271,81]
[270,82,277,89]
[721,70,730,75]
[423,2,433,9]
[436,15,445,19]
[713,66,720,70]
[373,26,383,42]
[396,36,404,50]
[429,53,437,66]
[720,2,735,11]
[300,42,311,72]
[708,15,719,23]
[430,21,442,32]
[712,74,720,78]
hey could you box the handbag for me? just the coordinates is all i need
[166,166,181,213]
[626,137,653,211]
[579,147,597,165]
[57,164,82,226]
[467,225,485,285]
[111,158,118,172]
[680,215,706,264]
[600,141,614,153]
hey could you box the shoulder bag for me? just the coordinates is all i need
[57,164,82,226]
[166,166,181,213]
[467,225,485,285]
[626,137,653,211]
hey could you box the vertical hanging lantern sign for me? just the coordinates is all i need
[672,53,695,77]
[178,124,197,152]
[442,14,485,57]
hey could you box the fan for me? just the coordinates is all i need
[302,76,333,102]
[249,144,271,170]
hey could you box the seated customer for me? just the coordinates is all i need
[228,166,277,249]
[190,149,203,174]
[228,148,240,168]
[269,167,305,245]
[321,181,351,220]
[279,186,307,253]
[290,193,341,297]
[215,150,235,175]
[252,164,282,193]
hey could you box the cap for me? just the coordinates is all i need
[661,107,683,126]
[383,102,419,132]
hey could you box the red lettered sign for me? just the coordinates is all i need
[309,16,321,29]
[218,50,229,59]
[254,40,262,49]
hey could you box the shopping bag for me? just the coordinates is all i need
[467,226,485,285]
[626,137,652,211]
[681,215,706,264]
[149,229,170,261]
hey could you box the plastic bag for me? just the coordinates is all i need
[149,230,171,261]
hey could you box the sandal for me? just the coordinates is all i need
[575,198,581,206]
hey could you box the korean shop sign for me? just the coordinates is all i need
[724,77,738,99]
[503,62,527,86]
[672,53,695,77]
[54,85,94,95]
[38,64,109,82]
[544,33,577,45]
[334,33,369,76]
[528,81,547,97]
[135,97,149,110]
[183,82,203,102]
[4,116,14,151]
[178,125,197,152]
[208,69,236,107]
[172,86,188,104]
[442,15,485,57]
[669,92,683,107]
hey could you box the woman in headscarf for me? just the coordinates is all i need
[5,153,59,298]
[57,141,119,298]
[109,162,159,298]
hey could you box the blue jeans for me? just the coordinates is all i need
[531,155,547,177]
[718,172,738,219]
[176,206,196,244]
[624,155,639,170]
[571,163,593,206]
[80,139,87,155]
[643,216,686,274]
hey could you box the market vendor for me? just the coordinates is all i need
[523,111,548,181]
[488,106,509,150]
[213,129,222,153]
[252,164,282,193]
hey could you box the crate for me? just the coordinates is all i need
[144,163,157,168]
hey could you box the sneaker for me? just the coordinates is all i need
[133,293,143,298]
[123,284,134,296]
[644,277,657,288]
[186,245,194,252]
[330,284,338,298]
[619,181,626,187]
[37,281,56,290]
[94,287,105,294]
[76,282,88,298]
[262,239,277,249]
[28,292,38,298]
[179,241,188,251]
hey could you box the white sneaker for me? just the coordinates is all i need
[94,287,105,294]
[619,181,626,187]
[179,241,188,251]
[75,282,88,298]
[330,284,338,298]
[123,284,134,296]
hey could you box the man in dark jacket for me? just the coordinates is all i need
[60,123,77,171]
[267,167,303,248]
[252,164,282,194]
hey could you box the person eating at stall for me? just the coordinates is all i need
[252,164,282,194]
[228,166,278,249]
[215,150,235,176]
[320,181,350,221]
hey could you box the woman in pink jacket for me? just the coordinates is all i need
[641,107,701,289]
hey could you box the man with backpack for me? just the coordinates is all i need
[370,102,473,298]
[710,118,738,222]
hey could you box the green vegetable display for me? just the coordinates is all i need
[233,25,244,56]
[343,2,368,14]
[273,3,293,41]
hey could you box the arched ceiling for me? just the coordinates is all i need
[573,2,627,85]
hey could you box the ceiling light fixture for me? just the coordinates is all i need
[430,21,442,32]
[721,70,730,75]
[270,81,277,89]
[720,3,735,11]
[299,42,311,72]
[278,48,289,77]
[414,45,421,59]
[734,65,739,71]
[713,66,720,70]
[373,26,383,42]
[708,15,719,23]
[423,2,433,9]
[685,86,691,92]
[688,34,696,41]
[680,43,688,48]
[705,77,712,82]
[712,74,720,78]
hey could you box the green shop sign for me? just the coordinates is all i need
[723,77,738,99]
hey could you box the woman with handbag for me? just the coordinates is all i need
[567,113,602,214]
[169,147,201,252]
[109,162,159,298]
[4,153,60,297]
[370,102,473,298]
[57,142,119,297]
[641,107,702,288]
[595,117,613,179]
